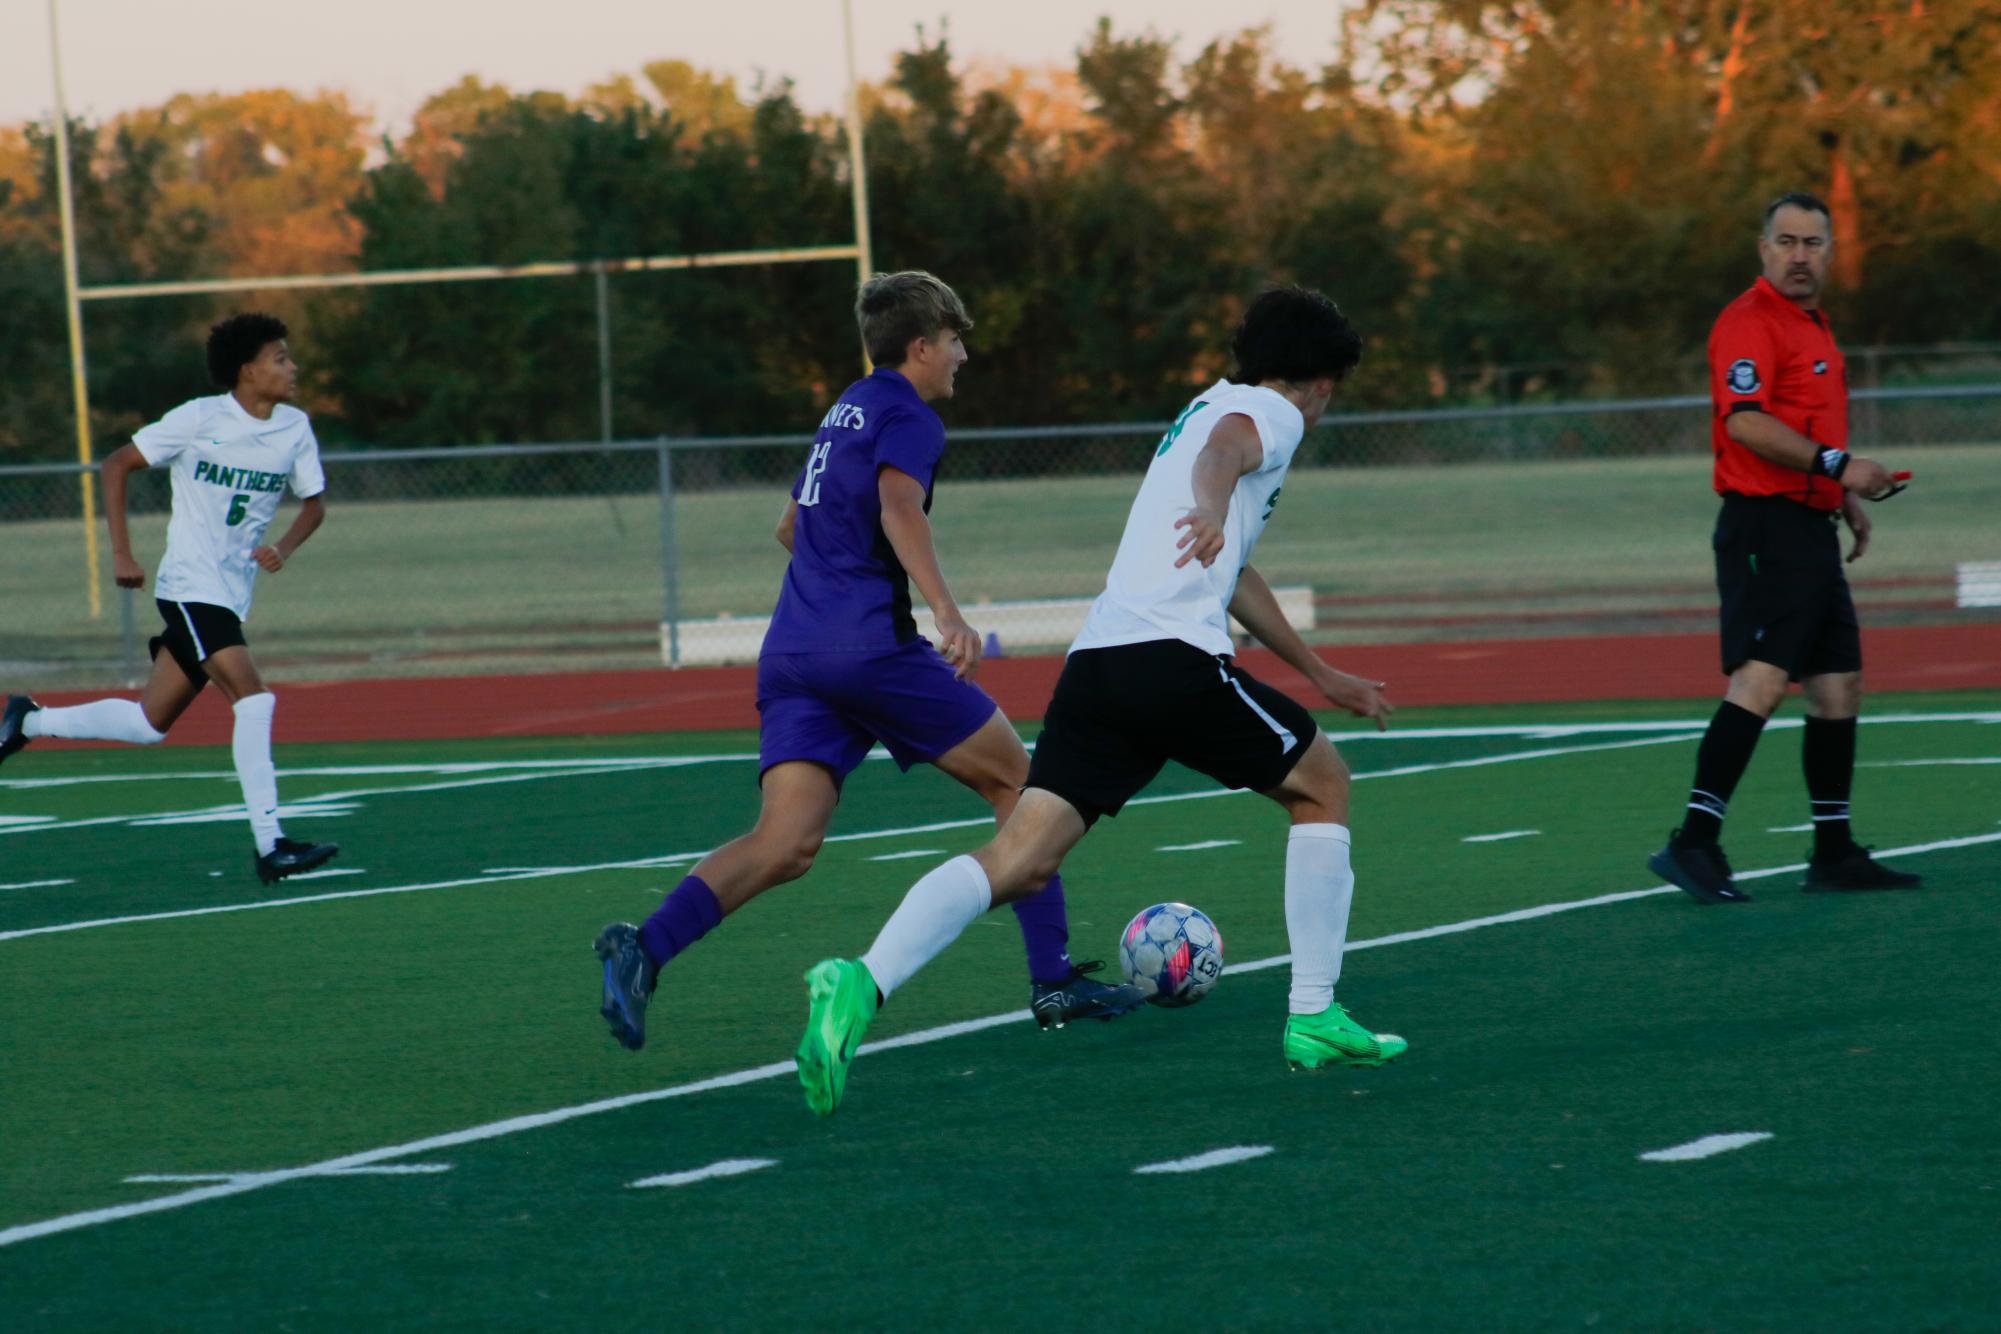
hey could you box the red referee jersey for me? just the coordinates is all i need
[1708,275,1847,511]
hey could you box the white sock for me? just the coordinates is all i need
[860,854,993,1000]
[232,692,283,856]
[22,698,166,744]
[1285,823,1355,1016]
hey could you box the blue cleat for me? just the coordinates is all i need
[594,922,654,1051]
[1031,960,1148,1030]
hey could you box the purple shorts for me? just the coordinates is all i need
[756,639,998,783]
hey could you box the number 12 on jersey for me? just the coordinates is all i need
[798,439,834,506]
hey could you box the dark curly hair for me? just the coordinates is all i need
[206,312,288,390]
[1227,286,1362,387]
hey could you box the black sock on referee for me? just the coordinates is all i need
[1803,715,1858,858]
[1681,701,1767,845]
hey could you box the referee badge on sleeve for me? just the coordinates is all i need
[1726,359,1761,394]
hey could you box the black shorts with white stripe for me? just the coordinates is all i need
[1025,638,1317,827]
[149,598,247,689]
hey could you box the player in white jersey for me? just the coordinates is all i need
[794,286,1407,1115]
[1,314,339,884]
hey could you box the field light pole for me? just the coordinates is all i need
[842,0,875,373]
[47,0,103,619]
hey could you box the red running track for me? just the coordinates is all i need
[27,623,1999,748]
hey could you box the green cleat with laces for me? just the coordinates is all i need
[796,958,880,1116]
[1283,1001,1408,1071]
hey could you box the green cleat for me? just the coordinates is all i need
[796,958,880,1116]
[1283,1002,1408,1071]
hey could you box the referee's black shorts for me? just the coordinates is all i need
[1712,493,1861,681]
[1026,638,1318,828]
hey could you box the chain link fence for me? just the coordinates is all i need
[5,385,1998,689]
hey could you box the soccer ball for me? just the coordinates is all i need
[1118,902,1225,1007]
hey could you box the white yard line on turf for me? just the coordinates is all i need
[629,1159,778,1189]
[129,803,360,828]
[0,756,762,790]
[1462,830,1540,843]
[7,710,1993,794]
[1133,1146,1274,1175]
[866,849,947,861]
[1639,1133,1772,1163]
[1860,757,2001,767]
[123,1164,453,1183]
[1158,839,1243,852]
[0,731,1701,944]
[0,762,699,838]
[0,879,74,891]
[2,826,1992,1252]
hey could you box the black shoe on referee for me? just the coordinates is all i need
[1648,829,1751,904]
[1804,843,1923,892]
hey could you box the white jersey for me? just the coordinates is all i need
[1072,379,1305,658]
[132,394,326,619]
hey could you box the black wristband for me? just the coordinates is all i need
[1812,447,1849,481]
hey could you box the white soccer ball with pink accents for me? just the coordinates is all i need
[1118,901,1224,1007]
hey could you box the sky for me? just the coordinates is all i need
[3,0,1347,131]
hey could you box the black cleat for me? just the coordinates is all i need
[0,695,39,766]
[594,921,655,1051]
[1804,844,1923,893]
[1031,960,1148,1030]
[1648,829,1751,904]
[255,837,339,885]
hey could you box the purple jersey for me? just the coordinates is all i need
[763,368,946,654]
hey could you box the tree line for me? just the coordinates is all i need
[2,3,1996,459]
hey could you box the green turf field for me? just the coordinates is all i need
[2,692,1997,1328]
[10,442,2000,683]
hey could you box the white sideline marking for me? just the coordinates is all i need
[629,1158,778,1189]
[0,763,680,837]
[1861,757,2001,767]
[1157,839,1242,852]
[1133,1145,1274,1175]
[1461,830,1540,843]
[124,1163,453,1183]
[5,710,1993,799]
[4,827,1991,1250]
[284,868,367,882]
[0,879,74,892]
[1767,823,1814,833]
[867,849,946,862]
[0,815,57,828]
[129,802,360,828]
[0,756,762,791]
[0,731,1702,944]
[1639,1133,1772,1163]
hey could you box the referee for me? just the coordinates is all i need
[1648,192,1920,904]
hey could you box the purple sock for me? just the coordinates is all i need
[638,875,723,971]
[1011,873,1074,984]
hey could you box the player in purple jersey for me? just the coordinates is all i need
[795,287,1409,1116]
[592,271,1144,1051]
